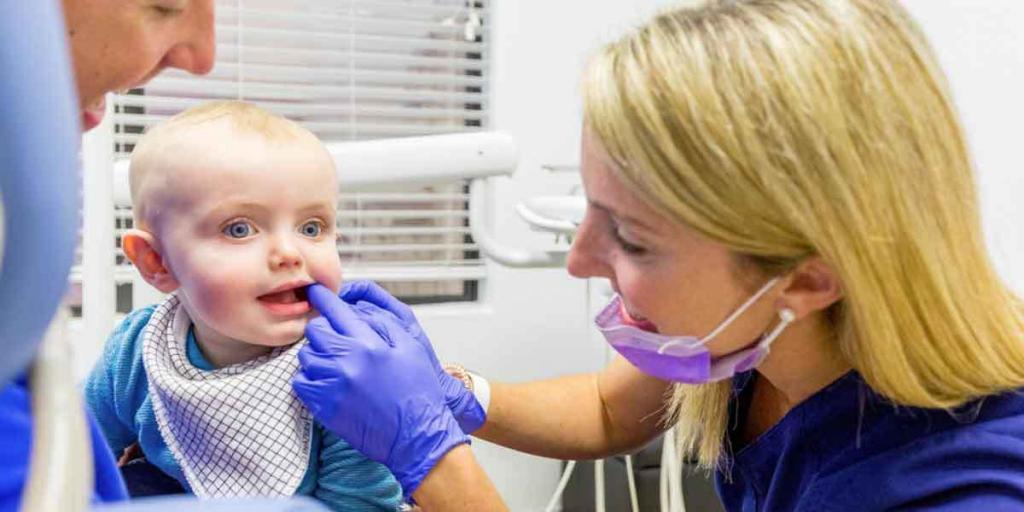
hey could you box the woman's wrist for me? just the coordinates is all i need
[413,444,508,511]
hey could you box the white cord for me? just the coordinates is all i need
[660,434,671,512]
[660,428,687,512]
[22,307,92,512]
[625,455,640,512]
[595,459,606,512]
[543,461,577,512]
[670,443,686,512]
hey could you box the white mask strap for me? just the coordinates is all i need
[698,276,781,343]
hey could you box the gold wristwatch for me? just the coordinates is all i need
[443,363,474,392]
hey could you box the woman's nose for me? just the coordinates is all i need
[566,218,613,280]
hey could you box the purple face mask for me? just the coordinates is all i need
[595,278,796,383]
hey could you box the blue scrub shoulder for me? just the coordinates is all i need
[717,371,1024,512]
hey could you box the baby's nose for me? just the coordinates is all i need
[269,239,303,270]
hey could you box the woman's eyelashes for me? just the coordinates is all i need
[611,224,647,255]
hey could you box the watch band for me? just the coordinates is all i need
[443,363,490,412]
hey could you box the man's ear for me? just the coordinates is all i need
[122,229,179,293]
[777,256,843,320]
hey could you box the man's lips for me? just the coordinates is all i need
[82,96,106,131]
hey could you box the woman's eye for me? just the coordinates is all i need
[222,221,255,239]
[300,220,324,238]
[152,2,184,16]
[613,229,647,255]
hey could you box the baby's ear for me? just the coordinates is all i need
[122,229,179,293]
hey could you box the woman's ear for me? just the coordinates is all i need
[777,257,843,320]
[122,229,179,293]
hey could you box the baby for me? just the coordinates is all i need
[85,101,402,510]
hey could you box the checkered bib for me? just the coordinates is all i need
[142,293,313,497]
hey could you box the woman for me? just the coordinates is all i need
[294,0,1024,510]
[0,0,214,506]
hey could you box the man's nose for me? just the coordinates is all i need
[162,1,216,76]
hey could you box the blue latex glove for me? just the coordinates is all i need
[340,280,487,434]
[293,284,469,499]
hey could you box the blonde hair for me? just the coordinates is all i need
[129,100,328,227]
[582,0,1024,468]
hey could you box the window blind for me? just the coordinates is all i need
[89,0,490,307]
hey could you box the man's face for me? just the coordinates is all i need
[62,0,216,131]
[147,122,343,351]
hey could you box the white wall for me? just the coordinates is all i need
[902,0,1024,294]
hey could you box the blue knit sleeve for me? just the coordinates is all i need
[83,306,157,456]
[314,425,403,511]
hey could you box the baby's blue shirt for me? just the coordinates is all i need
[84,306,401,511]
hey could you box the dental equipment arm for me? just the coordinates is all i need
[115,132,568,268]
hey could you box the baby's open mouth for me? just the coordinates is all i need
[258,286,309,304]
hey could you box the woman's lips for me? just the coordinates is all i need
[258,287,311,316]
[619,302,659,333]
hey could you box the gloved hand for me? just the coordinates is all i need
[340,280,486,434]
[293,284,469,499]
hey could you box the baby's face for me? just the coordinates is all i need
[151,127,342,349]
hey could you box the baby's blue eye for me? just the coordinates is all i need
[223,221,254,239]
[300,220,323,238]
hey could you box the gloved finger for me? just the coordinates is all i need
[354,300,435,356]
[304,315,376,355]
[304,317,344,351]
[307,284,376,339]
[292,373,343,421]
[340,280,417,325]
[363,310,442,368]
[297,344,346,380]
[352,300,398,321]
[349,303,399,347]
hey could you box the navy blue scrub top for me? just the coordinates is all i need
[0,376,127,511]
[716,371,1024,511]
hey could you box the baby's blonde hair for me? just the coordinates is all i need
[129,100,329,227]
[583,0,1024,468]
